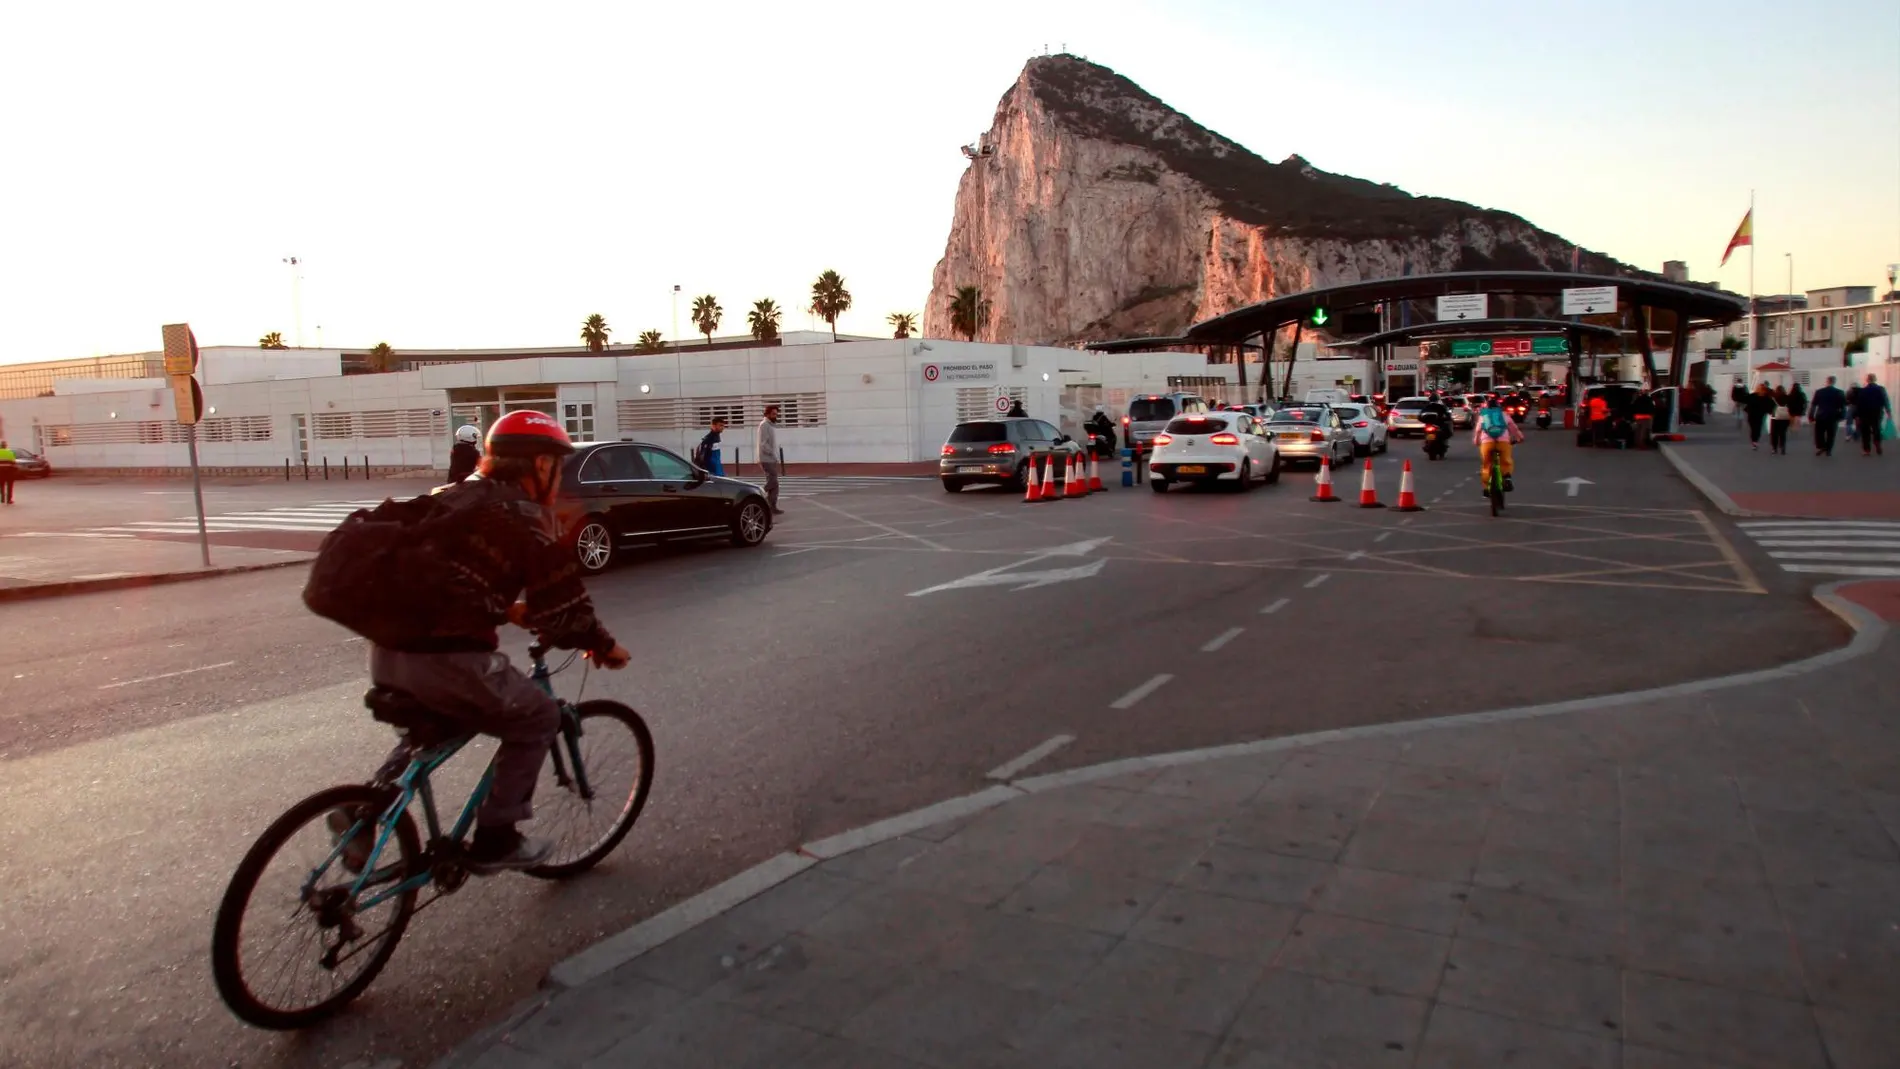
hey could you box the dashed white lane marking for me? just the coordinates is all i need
[1399,517,1415,526]
[1346,550,1366,561]
[1110,674,1174,710]
[986,734,1075,780]
[1202,627,1245,652]
[1304,573,1332,589]
[97,661,237,690]
[1260,597,1291,615]
[774,547,820,557]
[1374,532,1393,543]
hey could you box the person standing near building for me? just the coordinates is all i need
[693,417,727,476]
[1743,382,1777,451]
[755,404,783,513]
[0,439,16,504]
[1810,375,1847,456]
[1855,374,1892,456]
[1730,382,1748,426]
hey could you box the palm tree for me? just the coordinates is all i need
[691,294,722,346]
[367,342,397,373]
[809,270,853,341]
[887,312,918,339]
[947,286,991,341]
[258,331,287,349]
[635,330,667,354]
[580,313,611,352]
[748,299,783,343]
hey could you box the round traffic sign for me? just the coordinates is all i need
[922,363,940,382]
[994,395,1013,413]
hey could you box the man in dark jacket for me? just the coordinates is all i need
[359,411,629,871]
[1809,375,1848,456]
[693,418,727,475]
[1855,374,1892,456]
[448,425,482,483]
[1730,382,1748,425]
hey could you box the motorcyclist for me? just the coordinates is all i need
[448,425,482,483]
[1085,407,1116,456]
[1417,401,1453,456]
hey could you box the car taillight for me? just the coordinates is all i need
[1310,430,1325,442]
[1353,420,1369,428]
[940,444,956,456]
[987,443,1016,455]
[1153,433,1173,446]
[1210,432,1239,445]
[1122,415,1130,426]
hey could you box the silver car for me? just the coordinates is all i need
[1386,397,1434,437]
[1123,392,1209,457]
[1263,405,1356,469]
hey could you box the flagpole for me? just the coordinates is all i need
[1747,190,1756,354]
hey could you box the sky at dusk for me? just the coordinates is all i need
[2,0,1896,364]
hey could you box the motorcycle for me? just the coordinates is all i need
[1535,407,1552,430]
[1422,421,1451,461]
[1087,428,1117,458]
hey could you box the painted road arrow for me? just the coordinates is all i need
[908,538,1111,596]
[1556,477,1594,497]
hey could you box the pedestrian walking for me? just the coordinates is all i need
[1845,381,1861,440]
[755,404,784,513]
[1730,382,1748,426]
[1854,374,1892,456]
[1810,375,1847,456]
[1700,381,1716,419]
[693,417,727,476]
[1770,383,1806,456]
[1743,382,1777,450]
[0,439,16,504]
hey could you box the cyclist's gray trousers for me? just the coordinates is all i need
[370,647,561,828]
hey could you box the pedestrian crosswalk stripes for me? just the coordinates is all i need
[1734,519,1900,578]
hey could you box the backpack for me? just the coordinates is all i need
[691,436,714,469]
[302,492,470,648]
[1479,406,1508,438]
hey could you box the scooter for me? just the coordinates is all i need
[1422,421,1451,461]
[1535,407,1552,430]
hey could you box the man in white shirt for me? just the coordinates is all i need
[755,404,783,514]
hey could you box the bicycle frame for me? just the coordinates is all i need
[304,649,592,911]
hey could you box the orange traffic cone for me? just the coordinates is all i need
[1023,454,1044,503]
[1088,453,1105,493]
[1065,453,1085,498]
[1394,460,1425,512]
[1034,453,1057,502]
[1357,459,1385,508]
[1310,457,1340,503]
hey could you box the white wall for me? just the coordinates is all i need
[200,347,341,385]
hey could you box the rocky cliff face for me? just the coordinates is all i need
[925,56,1633,346]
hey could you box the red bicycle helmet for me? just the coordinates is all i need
[485,411,575,457]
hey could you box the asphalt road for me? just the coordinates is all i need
[0,438,1851,1068]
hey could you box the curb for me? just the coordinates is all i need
[0,557,312,604]
[1656,439,1762,517]
[512,582,1884,1017]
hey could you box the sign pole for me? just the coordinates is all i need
[186,421,211,567]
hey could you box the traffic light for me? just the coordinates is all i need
[1308,307,1331,328]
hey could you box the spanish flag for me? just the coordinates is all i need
[1720,209,1752,267]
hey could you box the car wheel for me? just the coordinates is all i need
[1354,439,1369,457]
[1378,435,1389,454]
[730,499,771,547]
[574,517,615,574]
[1233,459,1252,492]
[1150,479,1169,494]
[1265,454,1281,484]
[1007,462,1030,492]
[941,478,964,493]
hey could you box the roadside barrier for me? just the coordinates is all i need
[1394,460,1425,512]
[1064,454,1085,498]
[1357,459,1385,508]
[1024,454,1044,502]
[1310,457,1339,503]
[1033,453,1057,502]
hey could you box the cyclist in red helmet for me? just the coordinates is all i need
[360,410,630,871]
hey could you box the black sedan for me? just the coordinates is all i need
[555,440,773,573]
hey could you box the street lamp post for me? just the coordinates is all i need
[1785,253,1794,352]
[1886,264,1898,370]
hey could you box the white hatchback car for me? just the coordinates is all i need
[1148,411,1281,492]
[1332,403,1390,456]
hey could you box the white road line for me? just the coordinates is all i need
[98,661,237,690]
[1201,627,1245,652]
[1346,550,1366,561]
[1755,539,1900,548]
[774,547,820,557]
[1110,674,1174,710]
[986,735,1076,780]
[1304,573,1332,589]
[1260,597,1291,615]
[1768,551,1900,563]
[1399,517,1415,526]
[1374,532,1393,543]
[1739,520,1900,529]
[1781,564,1900,577]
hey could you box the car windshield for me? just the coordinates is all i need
[1394,401,1428,412]
[947,422,1009,443]
[1269,408,1325,423]
[1334,406,1365,420]
[1128,398,1177,422]
[1165,416,1228,434]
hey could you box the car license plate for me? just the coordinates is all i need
[1277,433,1305,441]
[1177,465,1206,474]
[959,465,987,474]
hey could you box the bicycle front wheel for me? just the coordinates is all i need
[211,784,421,1030]
[526,700,656,879]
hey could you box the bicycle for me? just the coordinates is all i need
[1481,445,1507,516]
[210,643,654,1030]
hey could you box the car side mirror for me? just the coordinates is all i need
[1053,434,1070,445]
[688,466,709,485]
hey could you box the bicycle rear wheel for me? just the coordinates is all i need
[212,784,420,1030]
[526,700,656,879]
[1489,477,1504,516]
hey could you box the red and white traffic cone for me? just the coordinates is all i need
[1034,453,1057,502]
[1394,459,1425,512]
[1310,457,1340,503]
[1066,453,1085,498]
[1088,453,1105,493]
[1023,454,1043,503]
[1357,459,1385,508]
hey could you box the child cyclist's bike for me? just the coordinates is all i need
[210,644,654,1030]
[1484,452,1507,516]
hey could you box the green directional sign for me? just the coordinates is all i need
[1531,337,1569,355]
[1309,307,1330,327]
[1450,339,1492,357]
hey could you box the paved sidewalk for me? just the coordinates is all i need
[438,587,1900,1069]
[1662,423,1900,518]
[0,531,309,601]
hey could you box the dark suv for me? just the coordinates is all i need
[939,417,1085,492]
[555,440,774,573]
